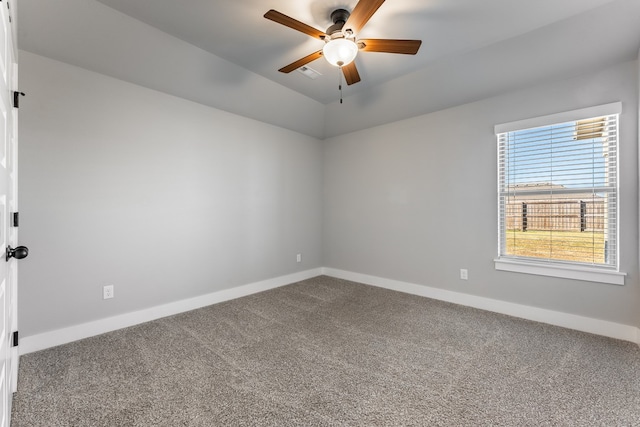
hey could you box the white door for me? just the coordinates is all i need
[0,0,19,426]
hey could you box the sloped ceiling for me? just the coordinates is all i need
[17,0,640,138]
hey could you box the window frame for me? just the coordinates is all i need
[494,102,625,286]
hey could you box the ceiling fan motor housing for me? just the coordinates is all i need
[326,9,351,39]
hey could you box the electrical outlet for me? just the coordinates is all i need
[296,253,302,263]
[460,269,468,280]
[103,285,114,300]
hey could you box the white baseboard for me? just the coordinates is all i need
[20,266,640,354]
[322,268,640,345]
[20,268,323,355]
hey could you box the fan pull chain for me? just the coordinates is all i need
[338,67,343,104]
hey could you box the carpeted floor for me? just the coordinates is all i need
[11,276,640,426]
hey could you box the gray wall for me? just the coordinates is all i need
[323,59,640,327]
[18,49,640,338]
[19,52,324,337]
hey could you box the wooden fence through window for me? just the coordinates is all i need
[506,200,605,231]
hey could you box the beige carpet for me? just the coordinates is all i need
[11,276,640,426]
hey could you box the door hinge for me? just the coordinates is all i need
[12,331,18,347]
[13,91,25,108]
[11,212,18,227]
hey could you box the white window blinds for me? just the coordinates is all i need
[497,105,619,269]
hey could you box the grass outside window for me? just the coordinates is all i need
[505,230,605,264]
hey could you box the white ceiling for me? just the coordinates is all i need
[90,0,619,104]
[16,0,640,138]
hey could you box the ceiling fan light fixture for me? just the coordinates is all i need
[322,38,358,67]
[265,1,422,86]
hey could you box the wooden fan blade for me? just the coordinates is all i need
[342,62,361,85]
[264,10,326,40]
[343,0,386,36]
[358,39,422,54]
[279,50,323,73]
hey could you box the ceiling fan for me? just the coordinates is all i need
[264,0,422,86]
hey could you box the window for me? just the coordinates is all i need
[495,103,625,285]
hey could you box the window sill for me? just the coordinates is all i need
[494,258,625,285]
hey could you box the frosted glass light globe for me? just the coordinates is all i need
[323,38,358,67]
